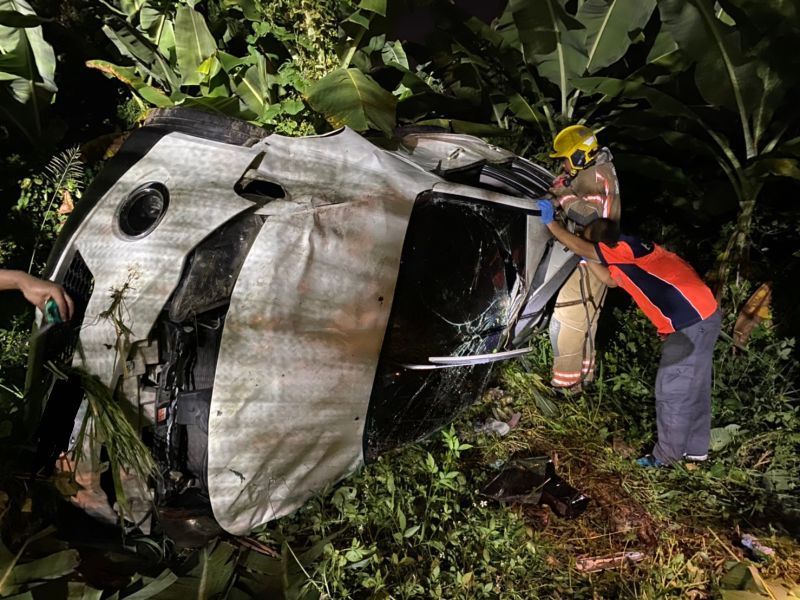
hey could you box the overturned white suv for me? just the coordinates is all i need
[27,108,577,538]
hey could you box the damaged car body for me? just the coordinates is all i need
[26,108,579,536]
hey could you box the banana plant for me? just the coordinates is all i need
[0,0,57,145]
[496,0,658,131]
[575,0,800,290]
[308,0,538,139]
[358,0,665,147]
[305,0,400,136]
[88,1,313,126]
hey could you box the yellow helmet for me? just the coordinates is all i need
[550,125,599,173]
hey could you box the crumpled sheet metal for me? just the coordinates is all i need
[208,129,432,534]
[70,133,258,386]
[57,133,258,523]
[208,200,414,534]
[397,132,516,174]
[251,127,441,208]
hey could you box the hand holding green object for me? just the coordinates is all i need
[0,270,74,320]
[45,297,64,324]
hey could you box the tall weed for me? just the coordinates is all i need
[597,297,799,529]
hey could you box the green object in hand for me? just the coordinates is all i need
[44,298,63,324]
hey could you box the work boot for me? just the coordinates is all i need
[635,454,667,468]
[552,381,582,396]
[683,453,708,462]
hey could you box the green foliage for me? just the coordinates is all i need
[597,295,799,525]
[503,0,657,118]
[253,425,551,599]
[228,298,800,598]
[89,0,342,134]
[0,314,29,370]
[14,146,84,275]
[0,527,81,597]
[64,365,159,516]
[0,0,57,145]
[306,67,396,136]
[576,0,800,287]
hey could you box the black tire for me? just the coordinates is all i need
[144,107,269,147]
[395,124,451,137]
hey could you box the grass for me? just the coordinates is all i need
[0,304,798,598]
[253,311,800,599]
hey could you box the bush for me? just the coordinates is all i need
[253,426,565,599]
[597,296,799,529]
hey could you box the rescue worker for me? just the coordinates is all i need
[538,203,721,467]
[0,269,73,320]
[547,125,621,391]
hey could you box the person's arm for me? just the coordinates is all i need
[537,205,618,287]
[584,259,618,287]
[0,269,74,320]
[545,220,600,261]
[537,200,617,284]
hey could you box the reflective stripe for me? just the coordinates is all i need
[553,381,579,387]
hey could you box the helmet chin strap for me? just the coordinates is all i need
[566,148,599,176]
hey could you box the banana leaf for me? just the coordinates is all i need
[571,76,698,121]
[114,569,178,600]
[775,136,800,157]
[751,61,785,150]
[508,0,585,111]
[745,157,800,182]
[0,528,79,597]
[381,40,408,70]
[578,0,657,74]
[219,0,261,21]
[174,6,217,87]
[0,0,56,143]
[306,67,396,137]
[139,1,171,32]
[181,94,241,115]
[508,92,547,131]
[157,542,237,599]
[657,0,758,156]
[359,0,386,17]
[0,9,46,28]
[101,12,180,93]
[102,23,161,83]
[86,59,174,108]
[117,0,145,19]
[234,55,270,117]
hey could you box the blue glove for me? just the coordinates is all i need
[537,199,555,225]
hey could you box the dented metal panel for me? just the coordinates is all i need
[72,133,258,385]
[27,113,577,538]
[208,129,433,534]
[208,198,414,534]
[397,132,516,174]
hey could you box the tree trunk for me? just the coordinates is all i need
[713,179,763,302]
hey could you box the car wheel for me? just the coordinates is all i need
[144,107,269,147]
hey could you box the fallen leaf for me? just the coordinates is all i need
[57,190,74,215]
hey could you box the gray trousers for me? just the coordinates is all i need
[652,310,722,464]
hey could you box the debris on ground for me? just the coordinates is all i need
[480,456,590,519]
[720,561,800,599]
[733,282,772,348]
[475,418,511,436]
[738,533,776,562]
[477,387,522,435]
[574,551,645,573]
